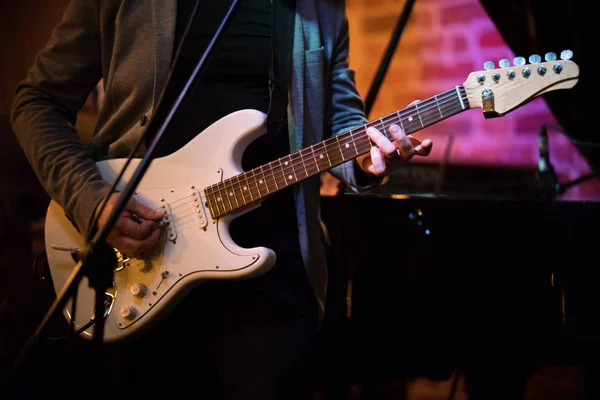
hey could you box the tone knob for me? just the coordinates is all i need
[136,258,152,273]
[120,306,138,320]
[130,283,148,298]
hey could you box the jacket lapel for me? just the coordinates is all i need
[289,3,305,154]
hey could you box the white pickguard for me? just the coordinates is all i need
[45,109,276,342]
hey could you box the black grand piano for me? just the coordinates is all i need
[317,0,600,397]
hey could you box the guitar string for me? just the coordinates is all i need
[167,93,467,224]
[164,62,566,214]
[110,66,568,233]
[203,89,466,210]
[160,89,459,215]
[144,88,466,225]
[204,95,466,214]
[168,99,467,229]
[175,101,466,225]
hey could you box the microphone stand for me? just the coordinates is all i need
[363,0,415,119]
[3,0,240,389]
[536,124,600,200]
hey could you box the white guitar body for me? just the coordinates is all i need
[45,109,276,342]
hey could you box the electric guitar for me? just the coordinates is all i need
[45,52,579,342]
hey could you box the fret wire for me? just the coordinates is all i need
[299,148,309,178]
[213,186,224,216]
[323,141,333,168]
[377,117,384,139]
[266,160,280,187]
[250,169,262,199]
[295,155,307,179]
[259,165,270,194]
[268,160,280,190]
[223,178,239,209]
[279,161,289,187]
[396,111,406,134]
[227,176,241,206]
[349,128,359,156]
[221,181,234,211]
[315,141,326,170]
[334,135,346,162]
[301,146,318,175]
[434,94,444,119]
[216,183,230,213]
[248,168,262,199]
[205,187,218,218]
[234,174,248,206]
[280,158,290,186]
[242,170,254,202]
[229,175,243,207]
[310,144,321,172]
[287,154,299,182]
[339,133,354,160]
[252,167,262,196]
[413,102,424,129]
[281,158,291,186]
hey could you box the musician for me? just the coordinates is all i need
[10,0,432,398]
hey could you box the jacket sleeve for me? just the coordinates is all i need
[10,0,112,240]
[326,7,384,192]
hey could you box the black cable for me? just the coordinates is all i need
[538,122,600,196]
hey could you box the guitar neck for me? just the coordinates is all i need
[205,85,469,218]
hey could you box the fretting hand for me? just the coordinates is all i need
[356,102,433,176]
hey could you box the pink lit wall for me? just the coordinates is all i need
[346,0,600,201]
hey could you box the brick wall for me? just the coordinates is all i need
[345,0,600,200]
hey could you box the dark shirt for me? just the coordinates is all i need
[160,0,314,313]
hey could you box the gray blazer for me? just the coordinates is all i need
[11,0,381,312]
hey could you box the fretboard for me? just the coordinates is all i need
[204,85,469,218]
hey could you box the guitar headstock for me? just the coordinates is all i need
[463,50,579,118]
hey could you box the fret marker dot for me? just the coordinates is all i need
[284,161,289,166]
[345,144,350,148]
[243,186,247,190]
[408,116,413,122]
[217,197,221,202]
[319,154,324,159]
[288,174,293,180]
[229,192,233,197]
[259,179,263,184]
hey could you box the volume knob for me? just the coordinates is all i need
[130,283,148,298]
[120,306,138,320]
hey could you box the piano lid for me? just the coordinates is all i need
[480,0,597,167]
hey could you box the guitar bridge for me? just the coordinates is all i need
[190,187,209,230]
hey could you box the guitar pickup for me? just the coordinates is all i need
[160,199,177,242]
[190,188,208,230]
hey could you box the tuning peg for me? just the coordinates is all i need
[513,56,526,66]
[560,49,573,60]
[483,61,495,70]
[528,54,542,64]
[544,52,557,61]
[498,58,510,68]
